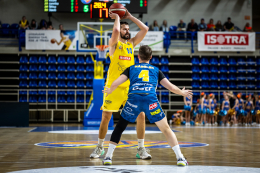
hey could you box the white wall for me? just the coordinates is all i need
[0,0,252,30]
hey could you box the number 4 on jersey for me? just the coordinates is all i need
[138,70,149,82]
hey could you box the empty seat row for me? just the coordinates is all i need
[19,64,94,72]
[191,57,257,65]
[192,73,257,81]
[19,90,92,95]
[150,57,169,65]
[19,95,90,103]
[19,72,94,79]
[192,66,257,73]
[19,80,93,88]
[192,81,257,89]
[19,56,95,64]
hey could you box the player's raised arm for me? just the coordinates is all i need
[122,10,149,47]
[109,12,120,48]
[103,74,128,95]
[160,78,193,99]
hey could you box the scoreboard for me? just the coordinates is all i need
[44,0,147,18]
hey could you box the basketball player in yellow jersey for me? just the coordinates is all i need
[90,10,150,159]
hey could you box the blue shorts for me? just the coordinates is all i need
[184,105,191,111]
[121,94,165,123]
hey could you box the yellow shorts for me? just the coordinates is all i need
[101,86,129,112]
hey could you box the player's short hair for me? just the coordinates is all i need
[120,21,129,27]
[139,45,152,61]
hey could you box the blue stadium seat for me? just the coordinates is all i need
[38,90,46,95]
[67,95,75,103]
[86,96,90,102]
[191,66,200,73]
[77,96,84,103]
[160,57,169,64]
[58,80,66,88]
[219,81,227,89]
[201,81,209,89]
[67,80,75,88]
[210,66,218,73]
[29,65,38,71]
[201,66,209,73]
[210,81,218,89]
[19,80,27,87]
[201,57,209,65]
[192,81,200,88]
[86,56,94,64]
[237,66,246,73]
[228,81,236,89]
[257,82,260,89]
[247,81,255,89]
[164,73,169,79]
[237,57,246,65]
[29,80,37,87]
[210,57,218,65]
[201,73,209,80]
[48,72,56,79]
[48,65,56,72]
[219,66,227,73]
[228,73,236,81]
[57,56,66,64]
[86,65,94,72]
[219,73,227,80]
[67,65,75,72]
[10,23,19,37]
[86,91,92,95]
[191,57,200,65]
[77,73,85,79]
[67,72,75,79]
[151,57,160,65]
[105,57,111,64]
[247,66,255,73]
[76,90,84,95]
[257,67,260,73]
[29,90,37,95]
[29,95,37,103]
[104,65,109,72]
[162,96,169,103]
[38,72,46,79]
[67,90,75,95]
[161,91,169,96]
[161,66,169,72]
[210,73,218,81]
[58,95,66,103]
[67,56,75,64]
[76,56,85,64]
[38,64,47,71]
[77,80,85,88]
[48,80,56,88]
[48,95,56,103]
[57,65,66,72]
[228,57,237,65]
[219,57,227,65]
[38,95,46,103]
[247,57,255,65]
[57,72,66,79]
[29,56,38,64]
[257,74,260,80]
[19,96,27,102]
[86,80,93,87]
[77,65,85,72]
[247,74,255,81]
[257,58,260,65]
[86,73,94,79]
[48,56,56,64]
[19,72,27,79]
[228,66,237,73]
[57,90,66,95]
[193,92,200,96]
[29,72,37,79]
[237,74,246,81]
[19,65,28,71]
[48,90,56,95]
[19,56,28,64]
[39,56,47,64]
[1,23,10,35]
[38,80,47,88]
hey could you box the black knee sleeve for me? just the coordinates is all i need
[110,116,129,144]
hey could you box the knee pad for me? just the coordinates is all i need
[110,116,129,144]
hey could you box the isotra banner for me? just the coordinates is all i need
[198,32,255,52]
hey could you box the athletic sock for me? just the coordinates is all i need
[138,139,144,148]
[172,145,184,159]
[106,143,116,158]
[98,138,104,146]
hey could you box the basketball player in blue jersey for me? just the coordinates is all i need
[102,45,192,166]
[183,92,192,126]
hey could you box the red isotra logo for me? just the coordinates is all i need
[149,103,158,110]
[205,34,249,45]
[119,56,131,61]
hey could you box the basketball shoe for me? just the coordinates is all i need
[103,156,112,165]
[177,157,188,166]
[90,144,105,158]
[136,147,152,159]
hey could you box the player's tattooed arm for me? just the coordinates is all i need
[160,78,193,99]
[103,75,128,96]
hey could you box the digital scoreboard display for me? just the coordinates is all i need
[44,0,147,18]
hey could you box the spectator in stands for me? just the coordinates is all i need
[38,19,47,29]
[177,20,186,31]
[187,19,198,32]
[47,25,54,30]
[215,20,223,31]
[30,19,37,30]
[160,20,169,32]
[19,16,29,30]
[198,18,207,31]
[243,23,253,32]
[149,20,159,31]
[224,17,234,31]
[59,24,64,31]
[207,19,215,31]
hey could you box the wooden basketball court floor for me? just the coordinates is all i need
[0,124,260,173]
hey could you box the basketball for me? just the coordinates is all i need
[50,39,56,44]
[109,3,126,18]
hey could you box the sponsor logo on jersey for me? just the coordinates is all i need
[127,101,138,108]
[125,107,133,112]
[119,56,131,61]
[119,45,123,49]
[149,102,158,110]
[105,100,112,104]
[151,109,161,116]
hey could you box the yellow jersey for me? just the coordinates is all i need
[106,41,135,88]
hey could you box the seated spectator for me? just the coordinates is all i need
[198,18,207,31]
[47,25,54,30]
[224,17,234,31]
[207,19,215,31]
[172,110,184,125]
[215,20,223,31]
[177,20,186,31]
[30,19,37,30]
[19,16,29,30]
[187,19,198,40]
[243,23,253,32]
[38,19,47,29]
[59,24,64,31]
[149,20,159,31]
[160,20,169,32]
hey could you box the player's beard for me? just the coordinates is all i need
[120,33,130,40]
